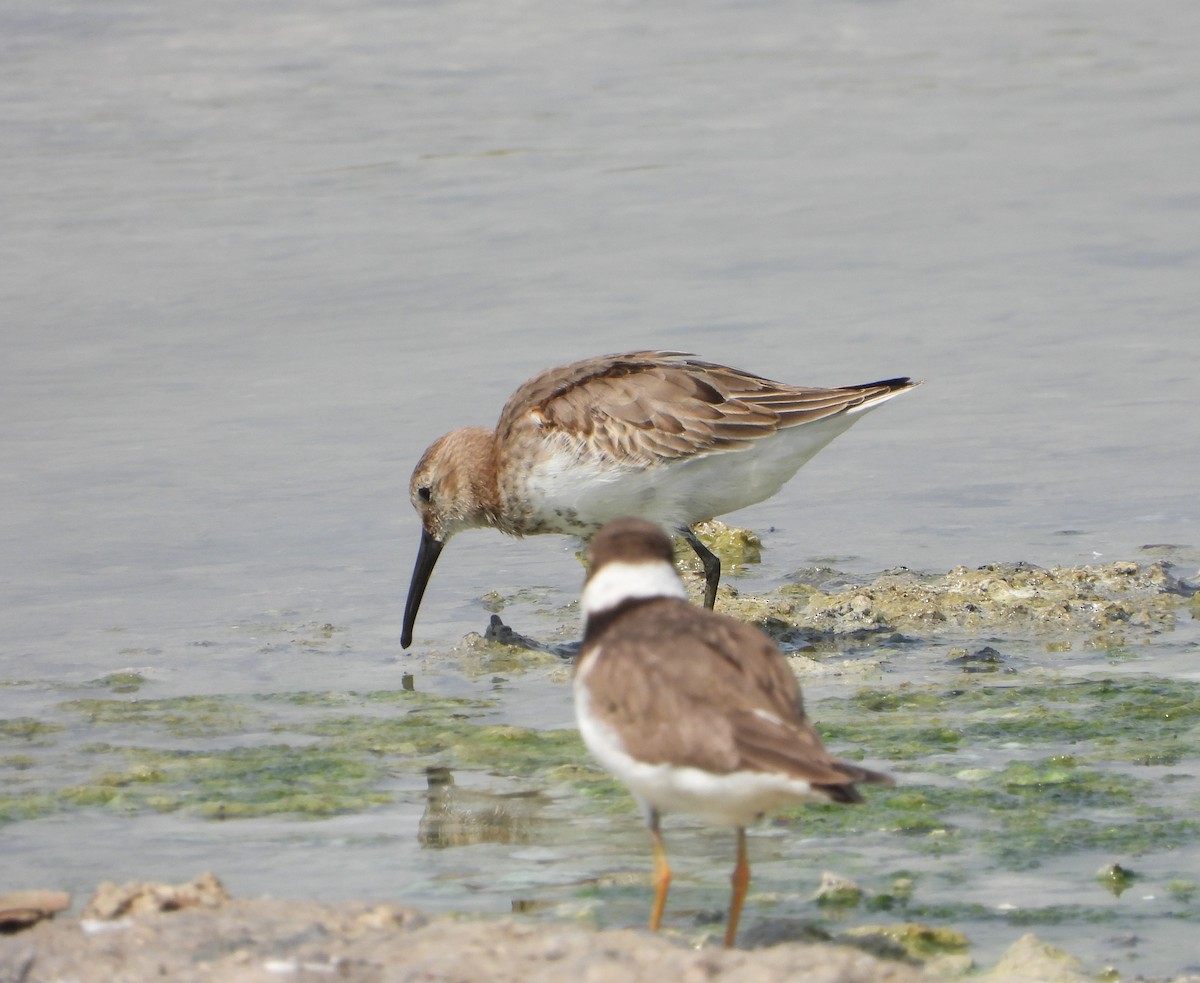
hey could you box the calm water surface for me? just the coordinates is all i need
[3,0,1199,975]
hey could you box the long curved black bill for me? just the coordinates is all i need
[401,529,445,649]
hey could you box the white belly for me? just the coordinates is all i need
[523,413,863,534]
[575,676,827,828]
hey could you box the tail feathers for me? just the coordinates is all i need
[817,760,894,804]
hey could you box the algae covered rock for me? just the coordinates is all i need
[1094,861,1137,897]
[982,932,1090,983]
[814,871,864,907]
[841,921,969,960]
[799,560,1190,637]
[688,519,763,568]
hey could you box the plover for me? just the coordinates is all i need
[403,351,917,647]
[573,517,892,946]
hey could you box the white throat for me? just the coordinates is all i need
[581,559,687,627]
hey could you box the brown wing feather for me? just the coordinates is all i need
[581,598,887,788]
[497,351,915,466]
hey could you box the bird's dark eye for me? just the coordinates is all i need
[417,486,432,502]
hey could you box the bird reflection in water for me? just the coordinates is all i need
[417,766,543,848]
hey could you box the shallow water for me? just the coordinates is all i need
[3,0,1200,976]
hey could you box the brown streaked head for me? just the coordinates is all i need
[402,427,499,649]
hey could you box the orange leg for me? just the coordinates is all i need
[723,827,750,948]
[647,814,671,932]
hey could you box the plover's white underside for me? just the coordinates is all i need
[573,517,893,947]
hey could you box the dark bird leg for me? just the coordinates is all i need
[679,527,721,609]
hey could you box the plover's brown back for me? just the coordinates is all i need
[572,517,892,945]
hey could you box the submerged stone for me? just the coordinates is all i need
[814,871,863,907]
[1094,862,1137,897]
[841,921,969,959]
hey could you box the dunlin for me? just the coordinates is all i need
[402,351,917,647]
[574,517,893,946]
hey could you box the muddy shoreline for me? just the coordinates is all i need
[1,874,1109,983]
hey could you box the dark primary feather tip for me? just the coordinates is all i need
[863,377,917,389]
